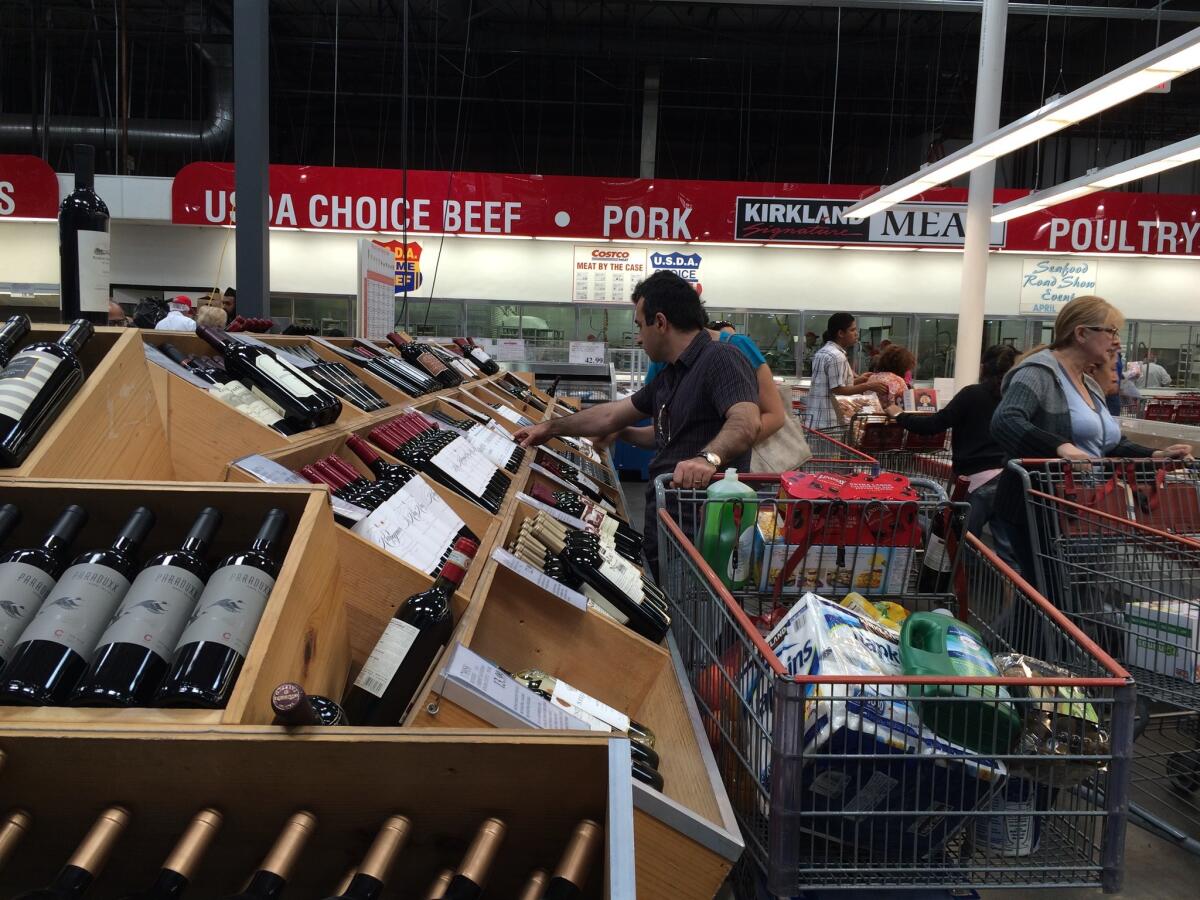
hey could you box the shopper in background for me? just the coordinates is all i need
[107,301,129,327]
[804,313,888,430]
[221,287,237,321]
[194,304,228,330]
[514,271,760,576]
[990,295,1192,576]
[1135,349,1172,388]
[873,344,916,407]
[887,344,1018,551]
[154,296,197,332]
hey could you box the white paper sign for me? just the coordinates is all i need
[439,644,590,731]
[569,341,607,366]
[351,477,466,573]
[430,439,495,497]
[573,245,648,303]
[517,492,587,530]
[489,338,526,361]
[1019,258,1099,315]
[464,425,517,467]
[358,238,397,339]
[231,454,371,522]
[493,548,588,611]
[493,404,531,426]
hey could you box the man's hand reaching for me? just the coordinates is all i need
[514,422,553,448]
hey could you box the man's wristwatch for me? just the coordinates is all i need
[697,451,721,468]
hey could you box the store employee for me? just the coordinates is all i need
[514,271,760,577]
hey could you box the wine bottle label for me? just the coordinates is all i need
[550,680,632,733]
[516,492,587,530]
[173,565,276,657]
[493,404,528,425]
[95,564,205,661]
[924,532,953,573]
[17,563,131,661]
[354,618,422,698]
[596,547,645,605]
[76,230,111,313]
[0,561,58,657]
[464,424,517,468]
[0,351,64,422]
[585,593,628,625]
[213,381,283,426]
[430,440,494,497]
[416,350,449,375]
[254,355,317,399]
[352,478,466,575]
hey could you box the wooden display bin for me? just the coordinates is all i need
[0,729,635,898]
[411,500,743,899]
[465,381,546,423]
[0,480,347,728]
[1,325,173,481]
[141,330,372,481]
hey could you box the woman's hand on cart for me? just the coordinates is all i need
[1151,443,1195,461]
[1056,442,1094,462]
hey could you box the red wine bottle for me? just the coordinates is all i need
[0,507,154,706]
[271,681,347,727]
[72,507,222,707]
[222,812,316,900]
[115,809,222,900]
[0,808,32,871]
[369,420,502,514]
[196,326,342,430]
[157,342,229,386]
[0,504,87,669]
[516,870,547,900]
[439,818,506,900]
[387,332,460,388]
[345,433,419,487]
[320,815,411,899]
[918,505,958,593]
[423,870,453,900]
[13,806,128,899]
[352,340,439,394]
[0,315,32,368]
[156,508,288,709]
[454,337,499,375]
[342,539,475,725]
[541,820,602,900]
[58,144,110,325]
[0,319,94,468]
[556,533,670,643]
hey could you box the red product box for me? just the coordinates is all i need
[777,471,920,547]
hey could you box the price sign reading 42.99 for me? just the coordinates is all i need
[569,341,607,366]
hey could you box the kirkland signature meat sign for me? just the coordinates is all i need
[153,160,1200,257]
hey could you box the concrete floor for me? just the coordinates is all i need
[623,479,1200,899]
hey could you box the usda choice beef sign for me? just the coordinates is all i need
[734,197,1006,247]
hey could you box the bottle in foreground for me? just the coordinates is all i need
[271,681,347,727]
[321,814,411,899]
[14,805,128,899]
[517,869,548,900]
[223,811,317,899]
[0,315,32,368]
[116,808,222,900]
[541,820,602,900]
[157,508,288,708]
[0,808,33,871]
[422,870,453,900]
[1,506,154,706]
[58,144,111,325]
[0,504,87,670]
[438,818,506,900]
[74,507,222,706]
[0,319,94,468]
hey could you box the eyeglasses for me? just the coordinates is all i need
[1083,326,1121,338]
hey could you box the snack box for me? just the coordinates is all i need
[1124,600,1200,684]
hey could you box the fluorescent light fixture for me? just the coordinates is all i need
[847,25,1200,219]
[992,133,1200,222]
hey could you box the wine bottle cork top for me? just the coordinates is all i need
[554,819,602,886]
[163,808,223,879]
[423,868,454,900]
[357,814,412,881]
[517,869,549,900]
[69,806,130,872]
[2,809,31,831]
[260,811,317,876]
[456,817,507,886]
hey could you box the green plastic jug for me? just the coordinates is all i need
[899,609,1023,755]
[698,469,759,590]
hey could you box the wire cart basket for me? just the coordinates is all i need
[656,473,1135,896]
[845,413,955,493]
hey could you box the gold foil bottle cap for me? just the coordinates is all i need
[68,806,130,874]
[163,808,223,880]
[455,817,507,887]
[517,868,549,900]
[423,868,454,899]
[260,811,317,877]
[356,814,411,882]
[0,809,32,868]
[553,819,602,888]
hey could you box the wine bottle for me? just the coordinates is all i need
[0,809,32,871]
[223,811,317,900]
[115,809,222,900]
[73,507,222,706]
[271,681,347,727]
[516,870,547,900]
[158,343,228,386]
[439,818,506,900]
[541,820,602,900]
[13,806,128,899]
[633,759,665,791]
[0,505,88,670]
[369,420,501,514]
[345,434,419,488]
[196,326,342,430]
[58,144,111,325]
[1,506,154,706]
[0,315,32,368]
[321,814,411,899]
[510,669,658,755]
[386,332,460,388]
[454,338,499,375]
[917,504,957,594]
[156,508,288,708]
[0,319,94,468]
[423,870,453,900]
[342,538,475,725]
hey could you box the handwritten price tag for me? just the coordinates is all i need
[351,478,465,573]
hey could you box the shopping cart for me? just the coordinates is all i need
[657,484,1134,895]
[801,424,879,472]
[845,412,955,492]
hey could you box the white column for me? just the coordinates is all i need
[954,0,1008,388]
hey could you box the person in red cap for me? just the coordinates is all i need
[155,295,197,331]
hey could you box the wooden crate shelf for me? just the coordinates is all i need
[0,480,347,728]
[0,728,634,899]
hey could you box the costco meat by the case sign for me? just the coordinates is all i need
[170,161,1200,256]
[0,155,60,220]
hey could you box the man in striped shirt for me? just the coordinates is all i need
[804,313,888,430]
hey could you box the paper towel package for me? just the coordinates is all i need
[743,593,1006,859]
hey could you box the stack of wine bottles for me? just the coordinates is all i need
[526,483,642,565]
[453,336,500,375]
[534,453,617,513]
[368,413,508,514]
[423,408,524,473]
[0,315,95,468]
[279,345,388,412]
[386,331,465,387]
[0,807,602,899]
[495,374,547,413]
[0,501,289,709]
[348,339,441,397]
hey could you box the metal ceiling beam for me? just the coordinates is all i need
[649,0,1200,23]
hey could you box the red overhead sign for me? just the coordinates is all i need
[0,155,60,220]
[170,161,1200,256]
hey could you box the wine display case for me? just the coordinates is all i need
[0,729,634,898]
[0,479,347,727]
[2,325,173,482]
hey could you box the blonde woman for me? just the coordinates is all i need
[194,305,228,329]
